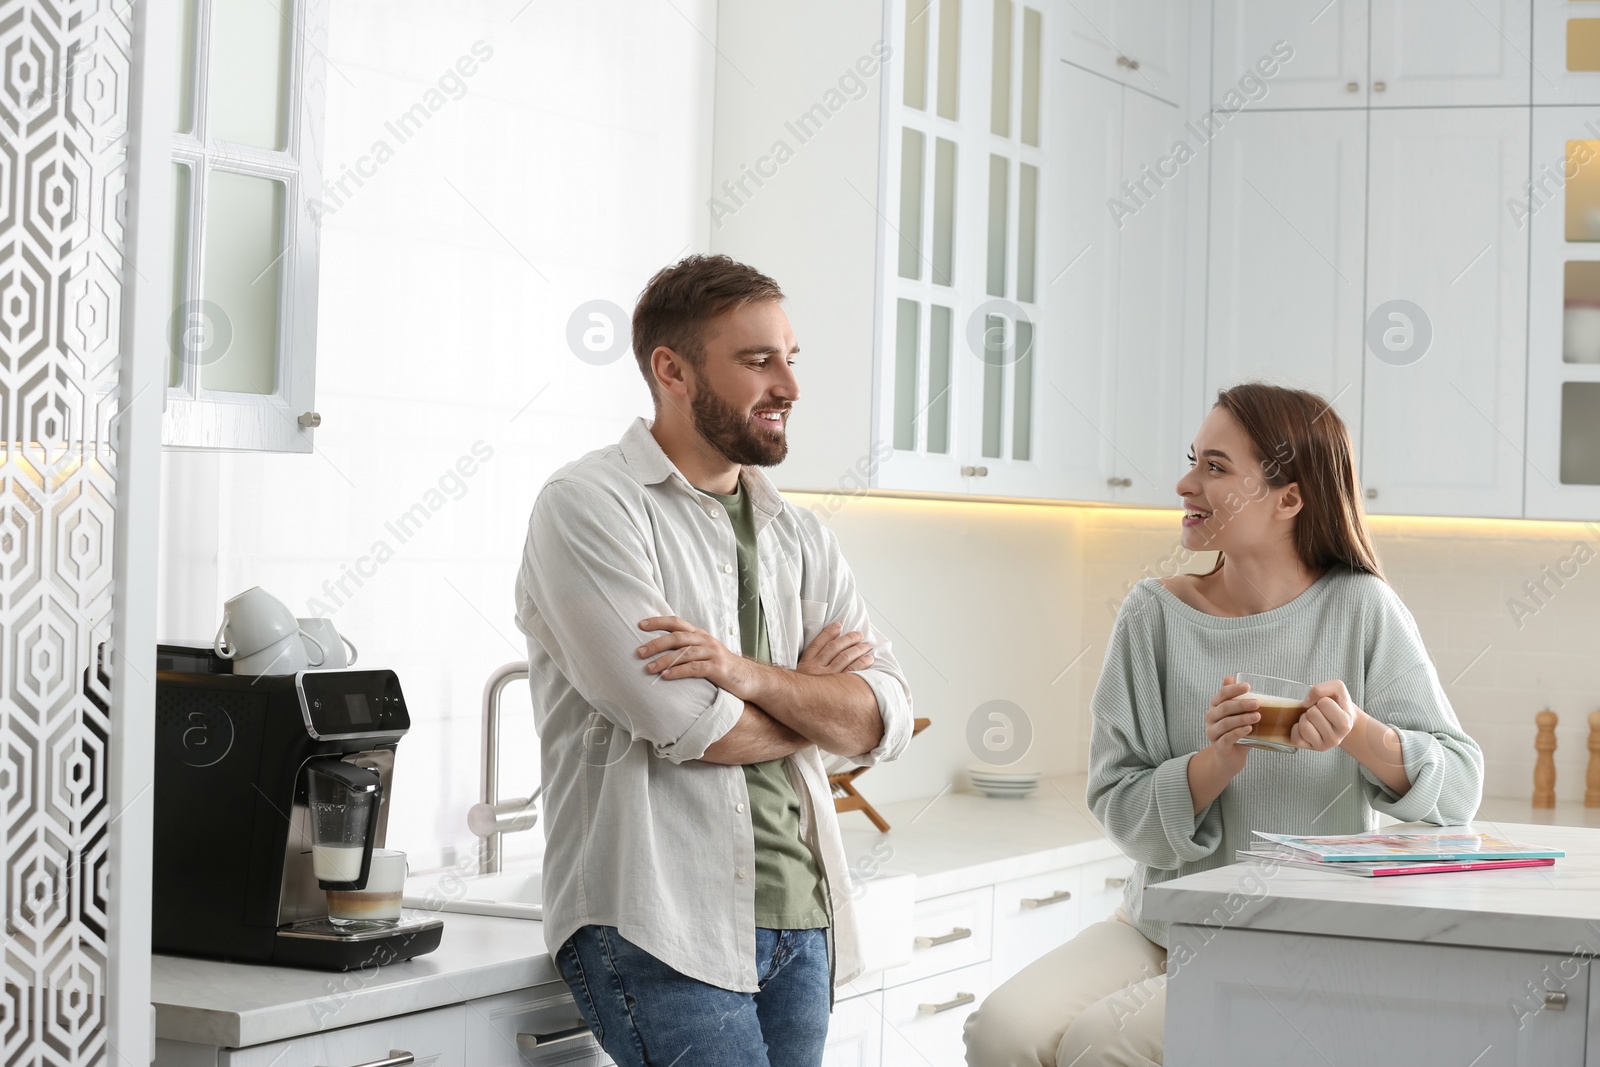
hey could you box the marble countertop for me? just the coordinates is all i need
[152,911,558,1048]
[1143,819,1600,957]
[838,773,1122,899]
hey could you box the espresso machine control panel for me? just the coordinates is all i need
[297,670,410,739]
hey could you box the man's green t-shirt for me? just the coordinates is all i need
[707,484,830,930]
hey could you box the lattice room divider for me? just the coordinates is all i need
[1,0,139,1062]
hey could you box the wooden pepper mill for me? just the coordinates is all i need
[1586,711,1600,808]
[1534,709,1558,809]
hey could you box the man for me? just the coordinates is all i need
[515,254,914,1066]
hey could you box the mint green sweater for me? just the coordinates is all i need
[1087,568,1484,945]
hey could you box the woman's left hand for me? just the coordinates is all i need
[1292,680,1359,752]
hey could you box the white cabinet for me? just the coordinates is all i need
[1167,926,1588,1066]
[1206,109,1367,434]
[881,961,994,1067]
[461,984,610,1066]
[990,867,1080,977]
[886,886,994,987]
[216,1005,467,1067]
[1213,0,1368,108]
[1362,108,1530,518]
[1076,854,1135,928]
[1369,0,1531,107]
[823,992,884,1067]
[1215,2,1530,109]
[1059,0,1190,104]
[1108,87,1204,506]
[1535,0,1600,105]
[1527,108,1600,519]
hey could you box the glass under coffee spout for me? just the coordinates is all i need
[305,759,382,891]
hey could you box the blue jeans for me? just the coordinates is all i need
[555,925,831,1067]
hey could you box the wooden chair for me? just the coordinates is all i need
[830,717,931,832]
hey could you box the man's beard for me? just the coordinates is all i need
[690,384,788,467]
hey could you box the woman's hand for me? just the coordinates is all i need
[1205,675,1260,771]
[1293,680,1358,752]
[797,621,875,676]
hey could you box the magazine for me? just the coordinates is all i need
[1250,831,1565,863]
[1237,849,1558,878]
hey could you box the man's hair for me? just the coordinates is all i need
[631,255,785,398]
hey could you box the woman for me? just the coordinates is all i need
[963,383,1483,1067]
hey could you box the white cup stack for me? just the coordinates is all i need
[215,587,325,676]
[966,766,1042,799]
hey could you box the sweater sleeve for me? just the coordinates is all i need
[1357,580,1484,825]
[1087,584,1224,870]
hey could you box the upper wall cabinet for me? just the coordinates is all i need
[1059,0,1191,105]
[1214,1,1530,109]
[1205,110,1368,439]
[165,0,328,452]
[1369,0,1531,107]
[1361,108,1530,519]
[1534,0,1600,104]
[1526,109,1600,520]
[1213,0,1368,108]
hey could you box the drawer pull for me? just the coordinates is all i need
[914,926,972,949]
[517,1026,595,1050]
[1546,991,1568,1011]
[317,1052,413,1067]
[919,992,976,1016]
[1105,877,1127,890]
[1021,890,1072,909]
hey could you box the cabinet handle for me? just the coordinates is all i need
[915,926,972,948]
[1372,81,1386,93]
[919,992,977,1016]
[517,1026,594,1050]
[1107,477,1132,489]
[960,465,989,477]
[1346,81,1359,93]
[317,1052,413,1067]
[1545,991,1568,1011]
[299,411,322,428]
[1116,55,1140,71]
[1105,877,1128,890]
[1365,488,1378,500]
[1021,889,1072,909]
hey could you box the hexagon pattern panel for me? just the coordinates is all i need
[0,0,129,1063]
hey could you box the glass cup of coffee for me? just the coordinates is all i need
[326,848,407,927]
[1235,673,1311,754]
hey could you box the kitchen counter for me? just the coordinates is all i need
[1144,818,1600,957]
[151,911,557,1048]
[838,772,1120,899]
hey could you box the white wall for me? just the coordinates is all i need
[158,0,716,870]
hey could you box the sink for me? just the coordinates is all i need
[403,867,544,921]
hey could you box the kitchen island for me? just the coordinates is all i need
[1143,819,1600,1067]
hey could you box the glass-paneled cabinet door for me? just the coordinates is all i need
[1526,109,1600,519]
[1535,0,1600,104]
[876,0,1056,497]
[164,0,328,452]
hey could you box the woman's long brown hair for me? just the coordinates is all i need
[1204,382,1385,582]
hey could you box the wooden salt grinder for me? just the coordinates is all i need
[1586,711,1600,807]
[1534,709,1558,809]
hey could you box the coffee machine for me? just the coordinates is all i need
[152,645,442,970]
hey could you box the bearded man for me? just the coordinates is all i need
[515,254,914,1067]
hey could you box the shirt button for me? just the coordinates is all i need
[706,507,720,518]
[723,563,734,574]
[736,802,746,814]
[736,867,748,879]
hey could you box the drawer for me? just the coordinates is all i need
[879,961,993,1067]
[822,990,882,1067]
[462,983,610,1066]
[991,867,1082,980]
[220,1004,466,1067]
[884,886,993,988]
[1078,853,1135,929]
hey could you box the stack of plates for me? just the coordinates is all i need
[967,766,1042,799]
